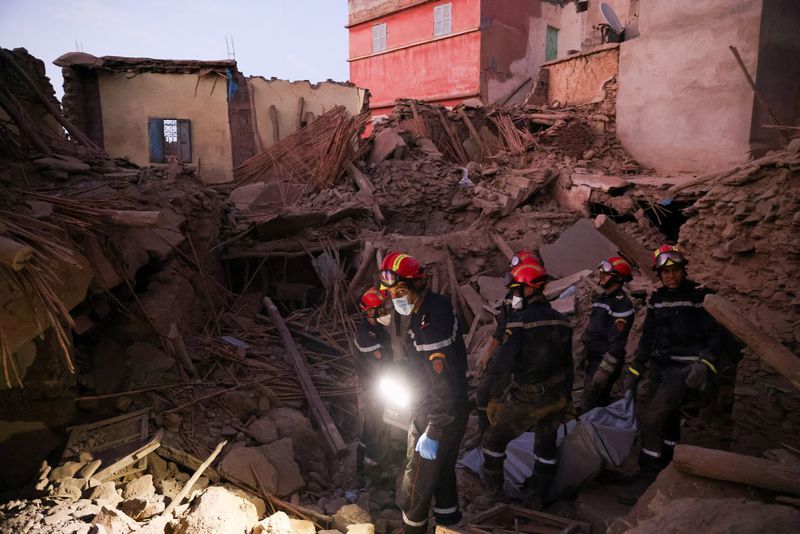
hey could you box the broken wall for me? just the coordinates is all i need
[248,78,367,150]
[748,0,800,153]
[480,0,582,105]
[544,44,619,106]
[678,150,800,455]
[616,0,763,173]
[96,72,233,183]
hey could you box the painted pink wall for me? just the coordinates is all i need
[349,0,481,111]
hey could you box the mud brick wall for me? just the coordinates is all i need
[679,157,800,455]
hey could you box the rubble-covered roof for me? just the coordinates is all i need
[53,52,236,74]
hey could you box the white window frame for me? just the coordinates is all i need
[434,3,452,37]
[372,23,387,52]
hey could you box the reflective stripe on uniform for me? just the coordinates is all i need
[402,511,427,527]
[358,441,367,448]
[364,456,379,466]
[433,505,459,514]
[649,300,704,309]
[482,446,505,458]
[592,302,634,318]
[533,454,558,465]
[642,447,661,458]
[476,406,487,412]
[670,355,700,362]
[505,319,571,330]
[663,439,677,446]
[354,341,381,353]
[412,316,459,352]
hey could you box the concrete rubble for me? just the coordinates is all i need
[1,44,799,534]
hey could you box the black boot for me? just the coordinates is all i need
[355,445,366,489]
[521,472,553,510]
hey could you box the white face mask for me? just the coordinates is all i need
[376,314,391,326]
[511,295,524,310]
[392,295,414,315]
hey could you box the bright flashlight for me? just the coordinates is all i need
[379,374,411,408]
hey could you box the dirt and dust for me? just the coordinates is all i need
[1,46,799,534]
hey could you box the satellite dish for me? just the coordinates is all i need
[600,2,625,34]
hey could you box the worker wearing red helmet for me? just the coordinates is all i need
[354,287,393,487]
[623,244,722,479]
[379,251,468,533]
[580,256,635,412]
[475,251,542,439]
[481,261,573,506]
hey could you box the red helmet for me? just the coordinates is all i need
[509,250,540,269]
[379,251,424,289]
[360,287,386,311]
[507,262,549,289]
[652,244,687,271]
[598,256,633,282]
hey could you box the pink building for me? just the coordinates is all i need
[348,0,586,117]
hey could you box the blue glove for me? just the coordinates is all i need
[415,432,439,460]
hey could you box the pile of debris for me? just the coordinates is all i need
[3,44,800,534]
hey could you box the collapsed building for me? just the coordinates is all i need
[1,2,800,531]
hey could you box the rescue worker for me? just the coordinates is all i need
[354,287,393,487]
[379,251,468,533]
[623,244,722,475]
[481,262,573,506]
[475,251,541,437]
[580,256,635,412]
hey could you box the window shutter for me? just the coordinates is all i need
[434,4,452,36]
[148,118,165,163]
[372,24,387,52]
[177,119,192,162]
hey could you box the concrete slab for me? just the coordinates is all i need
[540,219,618,278]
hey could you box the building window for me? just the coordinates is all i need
[434,3,452,37]
[372,23,387,52]
[546,25,559,61]
[149,118,191,163]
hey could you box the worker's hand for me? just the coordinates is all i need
[684,359,715,390]
[623,363,643,392]
[591,366,612,390]
[415,432,439,460]
[487,398,502,426]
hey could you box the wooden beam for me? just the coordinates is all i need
[163,439,227,516]
[0,87,54,155]
[0,236,33,271]
[673,444,800,495]
[101,210,163,228]
[347,241,378,302]
[704,294,800,390]
[0,48,100,151]
[347,163,385,225]
[490,232,515,261]
[95,429,164,481]
[269,105,280,144]
[166,323,200,380]
[222,238,358,260]
[593,215,658,281]
[262,297,348,457]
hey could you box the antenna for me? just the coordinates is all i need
[225,36,236,60]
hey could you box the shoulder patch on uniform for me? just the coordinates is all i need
[614,318,628,331]
[432,359,444,374]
